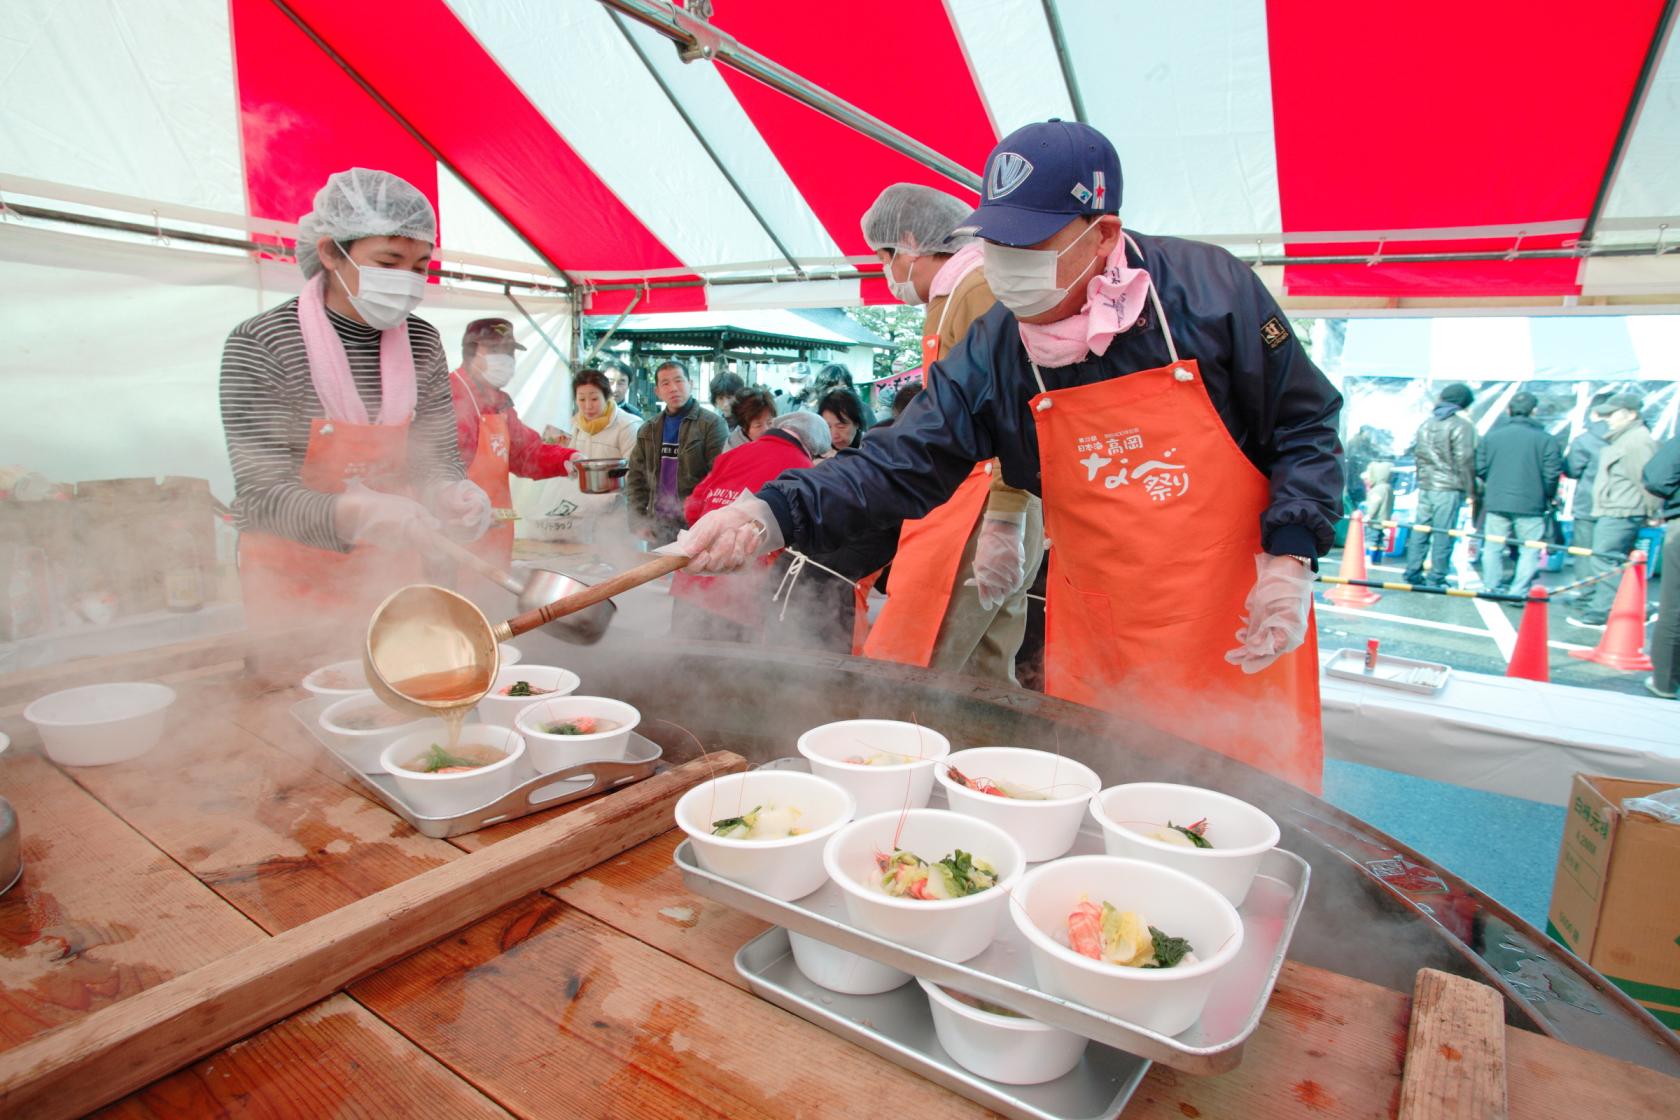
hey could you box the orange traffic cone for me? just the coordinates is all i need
[1328,510,1381,607]
[1506,586,1550,682]
[1570,550,1654,671]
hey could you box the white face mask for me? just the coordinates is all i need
[884,250,924,306]
[479,353,516,388]
[981,221,1102,318]
[334,242,427,330]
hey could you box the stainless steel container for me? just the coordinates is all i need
[574,458,629,495]
[0,796,21,897]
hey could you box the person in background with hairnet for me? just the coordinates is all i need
[449,317,578,569]
[219,168,491,629]
[680,121,1343,793]
[854,182,1045,685]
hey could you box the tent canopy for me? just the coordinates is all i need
[3,0,1680,312]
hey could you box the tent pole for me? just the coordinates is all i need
[266,0,577,289]
[1582,0,1678,244]
[1040,0,1088,124]
[608,10,805,275]
[502,284,574,372]
[597,0,982,193]
[579,293,644,368]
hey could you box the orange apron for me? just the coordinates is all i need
[454,372,517,570]
[1028,281,1323,792]
[238,417,422,630]
[862,259,993,666]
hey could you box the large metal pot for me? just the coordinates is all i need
[575,457,630,495]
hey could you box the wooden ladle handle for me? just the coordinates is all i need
[498,552,689,639]
[423,531,526,596]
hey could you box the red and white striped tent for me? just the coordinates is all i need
[3,0,1678,493]
[5,0,1679,312]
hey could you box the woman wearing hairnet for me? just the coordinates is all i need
[857,184,1045,685]
[219,168,491,628]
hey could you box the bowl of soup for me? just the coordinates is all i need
[477,665,582,730]
[514,696,640,772]
[318,694,433,772]
[381,725,525,818]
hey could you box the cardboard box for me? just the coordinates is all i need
[1547,774,1680,1030]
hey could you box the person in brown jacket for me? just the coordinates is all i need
[858,184,1044,683]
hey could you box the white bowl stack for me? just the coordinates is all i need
[515,696,640,772]
[935,747,1101,862]
[1009,855,1244,1037]
[823,809,1024,963]
[797,719,951,818]
[1089,782,1279,906]
[675,770,854,901]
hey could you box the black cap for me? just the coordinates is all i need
[1604,392,1645,413]
[1439,383,1474,408]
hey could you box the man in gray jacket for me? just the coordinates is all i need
[1562,398,1614,581]
[1642,434,1680,698]
[1569,394,1659,629]
[1403,383,1477,588]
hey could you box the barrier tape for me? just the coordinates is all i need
[1319,559,1632,605]
[1371,519,1620,560]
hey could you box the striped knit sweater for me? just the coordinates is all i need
[218,298,463,552]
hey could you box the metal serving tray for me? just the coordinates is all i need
[676,764,1310,1074]
[1324,647,1452,694]
[290,695,662,839]
[737,928,1150,1120]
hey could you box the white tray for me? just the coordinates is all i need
[1324,648,1452,694]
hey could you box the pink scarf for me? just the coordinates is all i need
[297,272,416,426]
[929,242,985,300]
[1017,239,1152,368]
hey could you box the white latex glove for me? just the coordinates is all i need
[335,480,440,551]
[963,512,1027,610]
[1224,553,1315,674]
[425,479,493,542]
[676,491,783,573]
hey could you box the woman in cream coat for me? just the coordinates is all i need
[521,369,639,542]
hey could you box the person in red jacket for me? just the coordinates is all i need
[670,411,831,641]
[450,318,577,567]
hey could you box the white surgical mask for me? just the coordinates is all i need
[884,250,924,306]
[981,221,1102,318]
[334,241,427,330]
[480,353,516,388]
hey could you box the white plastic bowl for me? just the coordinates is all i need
[823,809,1025,963]
[1009,855,1243,1037]
[935,747,1101,862]
[24,682,176,767]
[301,659,369,699]
[676,770,854,901]
[917,979,1088,1085]
[514,695,640,772]
[476,665,581,730]
[317,694,434,772]
[381,725,525,818]
[797,719,951,818]
[498,642,523,667]
[786,933,910,994]
[1089,782,1279,906]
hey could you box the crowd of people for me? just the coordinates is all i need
[1360,382,1680,699]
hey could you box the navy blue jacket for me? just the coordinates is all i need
[760,232,1344,559]
[1475,416,1563,516]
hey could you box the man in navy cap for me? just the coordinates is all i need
[679,120,1343,791]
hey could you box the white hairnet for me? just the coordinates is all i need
[296,168,438,278]
[860,183,976,255]
[770,410,833,458]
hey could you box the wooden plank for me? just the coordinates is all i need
[62,707,460,933]
[93,995,514,1119]
[0,752,265,1050]
[0,752,744,1120]
[1398,969,1508,1120]
[351,893,988,1119]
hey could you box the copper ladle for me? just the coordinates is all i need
[364,553,689,720]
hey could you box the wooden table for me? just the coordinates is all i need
[2,668,1676,1118]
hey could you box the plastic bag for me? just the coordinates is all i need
[510,475,622,544]
[1622,787,1680,824]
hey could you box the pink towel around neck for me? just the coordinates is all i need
[297,272,417,426]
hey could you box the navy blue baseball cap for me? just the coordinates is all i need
[962,120,1122,247]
